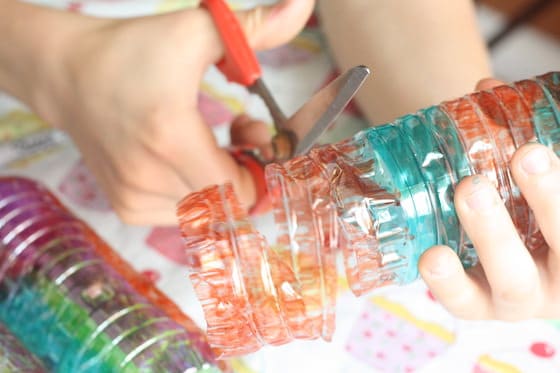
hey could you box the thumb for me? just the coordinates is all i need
[236,0,316,51]
[476,78,504,91]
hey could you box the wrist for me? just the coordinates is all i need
[0,1,95,125]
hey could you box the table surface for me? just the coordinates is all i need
[0,1,559,372]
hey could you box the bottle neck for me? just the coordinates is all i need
[266,124,444,296]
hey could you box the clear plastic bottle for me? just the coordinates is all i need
[0,322,47,372]
[177,72,560,357]
[0,177,223,372]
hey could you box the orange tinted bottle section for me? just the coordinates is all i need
[177,183,337,358]
[178,72,560,358]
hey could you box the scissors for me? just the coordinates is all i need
[201,0,370,212]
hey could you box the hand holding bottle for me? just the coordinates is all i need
[420,79,560,320]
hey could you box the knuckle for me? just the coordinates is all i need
[113,163,144,192]
[112,203,133,221]
[111,192,137,215]
[141,107,181,159]
[494,311,532,322]
[454,175,485,201]
[454,310,483,320]
[438,286,489,320]
[110,151,161,191]
[449,298,477,318]
[114,208,144,225]
[117,194,138,213]
[111,195,149,225]
[493,278,538,307]
[108,181,143,214]
[535,169,560,195]
[239,6,266,42]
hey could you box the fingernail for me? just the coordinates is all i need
[466,177,497,212]
[233,114,251,127]
[521,147,550,174]
[268,1,288,19]
[428,262,450,278]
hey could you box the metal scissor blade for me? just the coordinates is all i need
[285,65,370,157]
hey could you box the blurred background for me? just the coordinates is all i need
[477,0,560,79]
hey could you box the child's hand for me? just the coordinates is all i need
[29,0,314,225]
[420,143,560,320]
[419,79,560,319]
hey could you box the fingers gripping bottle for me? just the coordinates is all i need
[0,177,223,372]
[177,72,560,357]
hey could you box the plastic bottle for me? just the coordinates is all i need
[177,72,560,357]
[0,322,47,372]
[0,177,223,372]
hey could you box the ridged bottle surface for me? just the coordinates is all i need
[0,322,46,372]
[0,177,221,372]
[178,72,560,357]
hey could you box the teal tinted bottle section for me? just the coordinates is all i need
[535,72,560,153]
[0,177,220,373]
[365,124,435,284]
[360,105,474,284]
[0,322,47,372]
[177,72,560,356]
[310,72,559,295]
[0,276,129,372]
[351,72,560,290]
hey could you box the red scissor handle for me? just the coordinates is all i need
[201,0,262,87]
[228,148,270,215]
